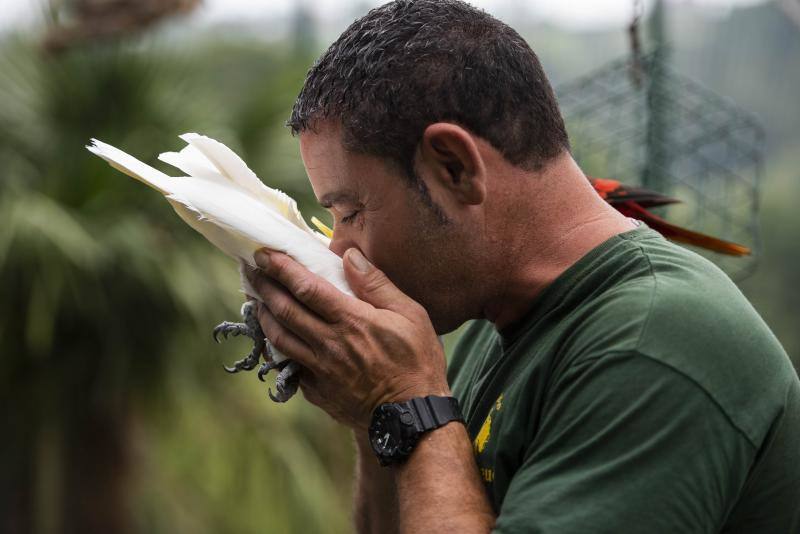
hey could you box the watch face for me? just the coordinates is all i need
[369,404,415,461]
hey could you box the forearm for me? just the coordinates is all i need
[248,249,490,529]
[395,422,496,533]
[353,430,398,534]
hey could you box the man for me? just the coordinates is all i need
[245,0,800,532]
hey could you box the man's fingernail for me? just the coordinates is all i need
[254,250,269,269]
[347,248,371,273]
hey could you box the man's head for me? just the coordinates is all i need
[289,0,571,333]
[289,0,569,180]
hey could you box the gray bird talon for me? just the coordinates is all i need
[221,343,261,373]
[268,361,301,403]
[214,300,301,403]
[212,320,252,343]
[257,359,280,382]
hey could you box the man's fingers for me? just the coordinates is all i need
[252,249,359,324]
[343,248,426,318]
[256,303,319,371]
[248,270,334,346]
[298,371,324,406]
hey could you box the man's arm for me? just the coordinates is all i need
[353,423,494,534]
[245,248,495,533]
[353,430,398,534]
[395,423,495,532]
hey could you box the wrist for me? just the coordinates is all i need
[368,394,465,466]
[396,419,463,461]
[354,428,374,456]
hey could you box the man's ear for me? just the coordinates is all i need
[418,123,487,206]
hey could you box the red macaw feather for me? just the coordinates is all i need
[590,178,751,257]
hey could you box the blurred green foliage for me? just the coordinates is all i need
[0,2,797,533]
[0,18,353,534]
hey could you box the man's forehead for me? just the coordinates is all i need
[299,124,344,169]
[298,120,404,209]
[299,125,352,199]
[300,123,387,207]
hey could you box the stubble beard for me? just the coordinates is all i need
[405,190,478,335]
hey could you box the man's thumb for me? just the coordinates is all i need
[343,248,415,315]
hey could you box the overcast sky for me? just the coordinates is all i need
[196,0,768,28]
[0,0,769,33]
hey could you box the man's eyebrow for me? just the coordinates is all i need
[318,190,359,208]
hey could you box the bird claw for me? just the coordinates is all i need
[268,361,300,403]
[222,342,262,373]
[257,359,280,382]
[213,301,263,343]
[212,321,251,343]
[215,301,265,373]
[214,301,301,403]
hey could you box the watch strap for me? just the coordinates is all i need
[403,395,464,433]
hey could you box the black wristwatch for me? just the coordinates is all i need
[368,395,464,466]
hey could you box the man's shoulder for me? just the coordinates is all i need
[446,234,800,528]
[582,236,797,448]
[448,232,797,448]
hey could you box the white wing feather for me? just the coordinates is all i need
[87,139,173,194]
[158,143,226,185]
[86,136,352,299]
[177,133,316,234]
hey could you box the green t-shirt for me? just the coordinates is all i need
[448,225,800,533]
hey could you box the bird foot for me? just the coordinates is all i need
[215,301,265,373]
[214,301,301,403]
[212,321,251,343]
[268,361,301,403]
[258,358,281,382]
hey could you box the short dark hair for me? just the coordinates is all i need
[288,0,570,181]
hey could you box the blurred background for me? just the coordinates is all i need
[0,0,797,532]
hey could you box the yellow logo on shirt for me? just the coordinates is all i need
[480,467,495,482]
[473,393,504,455]
[474,413,492,454]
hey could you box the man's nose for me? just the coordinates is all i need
[328,233,356,258]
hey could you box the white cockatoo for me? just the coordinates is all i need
[87,133,353,402]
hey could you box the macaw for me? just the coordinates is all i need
[590,178,751,256]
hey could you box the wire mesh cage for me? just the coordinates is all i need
[556,50,765,279]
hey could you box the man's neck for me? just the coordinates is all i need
[479,155,637,332]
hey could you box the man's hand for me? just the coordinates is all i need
[246,247,495,533]
[245,247,450,430]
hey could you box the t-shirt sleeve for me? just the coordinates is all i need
[494,350,755,534]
